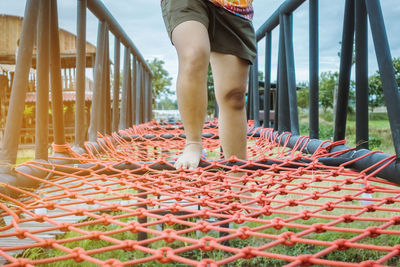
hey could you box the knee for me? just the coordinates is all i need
[179,46,209,74]
[222,88,246,110]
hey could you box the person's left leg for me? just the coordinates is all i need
[210,52,249,161]
[210,52,249,197]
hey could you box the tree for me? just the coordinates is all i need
[296,71,355,113]
[319,71,339,112]
[258,71,264,81]
[156,97,177,110]
[296,82,309,109]
[368,74,385,112]
[206,65,216,115]
[147,58,173,108]
[368,57,400,112]
[319,71,356,113]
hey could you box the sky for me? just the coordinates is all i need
[1,0,400,95]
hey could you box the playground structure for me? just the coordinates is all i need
[0,0,400,266]
[0,14,98,145]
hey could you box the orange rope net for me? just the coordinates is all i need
[1,120,400,266]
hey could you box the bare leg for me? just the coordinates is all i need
[210,52,249,161]
[172,21,210,169]
[210,53,250,204]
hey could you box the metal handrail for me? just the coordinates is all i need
[249,0,400,180]
[255,0,306,41]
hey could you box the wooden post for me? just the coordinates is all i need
[75,0,87,147]
[112,37,120,132]
[35,0,50,160]
[49,0,66,145]
[0,0,39,166]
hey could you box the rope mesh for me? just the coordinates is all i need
[1,121,400,266]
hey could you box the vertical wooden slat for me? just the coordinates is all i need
[75,0,87,146]
[0,0,39,166]
[131,55,137,125]
[35,0,50,160]
[104,26,111,135]
[88,20,106,141]
[135,63,142,124]
[49,0,66,145]
[118,46,130,130]
[112,37,120,132]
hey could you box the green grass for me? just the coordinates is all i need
[17,212,400,266]
[299,110,395,154]
[16,149,35,165]
[16,176,400,266]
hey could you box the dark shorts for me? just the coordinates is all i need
[161,0,257,64]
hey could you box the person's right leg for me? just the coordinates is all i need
[172,21,210,169]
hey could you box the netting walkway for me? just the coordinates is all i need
[1,121,400,266]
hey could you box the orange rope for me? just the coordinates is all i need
[0,120,399,266]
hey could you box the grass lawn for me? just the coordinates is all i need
[17,178,400,266]
[299,111,395,155]
[16,149,36,165]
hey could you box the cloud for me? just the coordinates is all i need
[2,0,400,87]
